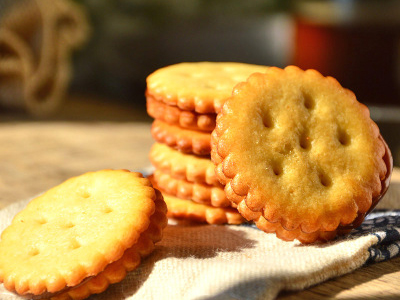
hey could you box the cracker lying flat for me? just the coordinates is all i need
[149,175,245,225]
[162,193,245,225]
[152,169,229,208]
[146,93,216,132]
[0,169,167,298]
[151,120,211,155]
[212,66,390,242]
[149,143,220,186]
[146,62,269,114]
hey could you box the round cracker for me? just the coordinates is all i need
[151,120,211,155]
[146,62,269,114]
[212,66,388,238]
[149,143,220,186]
[146,93,216,132]
[152,169,229,208]
[0,170,165,297]
[162,193,245,225]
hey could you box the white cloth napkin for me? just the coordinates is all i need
[0,176,399,300]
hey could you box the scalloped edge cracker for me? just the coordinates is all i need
[0,170,167,299]
[212,66,391,243]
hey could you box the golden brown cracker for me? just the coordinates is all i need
[146,93,216,132]
[149,176,245,225]
[149,142,220,186]
[146,62,269,114]
[152,169,230,208]
[151,119,211,155]
[212,66,389,242]
[163,194,245,225]
[0,170,167,298]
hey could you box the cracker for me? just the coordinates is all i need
[146,62,269,114]
[149,143,220,186]
[153,169,230,208]
[146,93,216,132]
[163,194,245,225]
[0,169,167,299]
[151,119,211,155]
[212,66,389,242]
[149,175,245,225]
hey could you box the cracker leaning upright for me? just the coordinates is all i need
[0,169,167,299]
[211,66,391,243]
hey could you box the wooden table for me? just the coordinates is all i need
[0,117,399,299]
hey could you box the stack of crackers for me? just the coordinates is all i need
[146,62,268,225]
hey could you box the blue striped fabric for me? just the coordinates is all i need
[349,209,400,263]
[242,209,400,263]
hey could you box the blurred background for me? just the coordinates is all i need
[0,0,399,164]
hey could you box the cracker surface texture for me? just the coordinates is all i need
[212,66,387,242]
